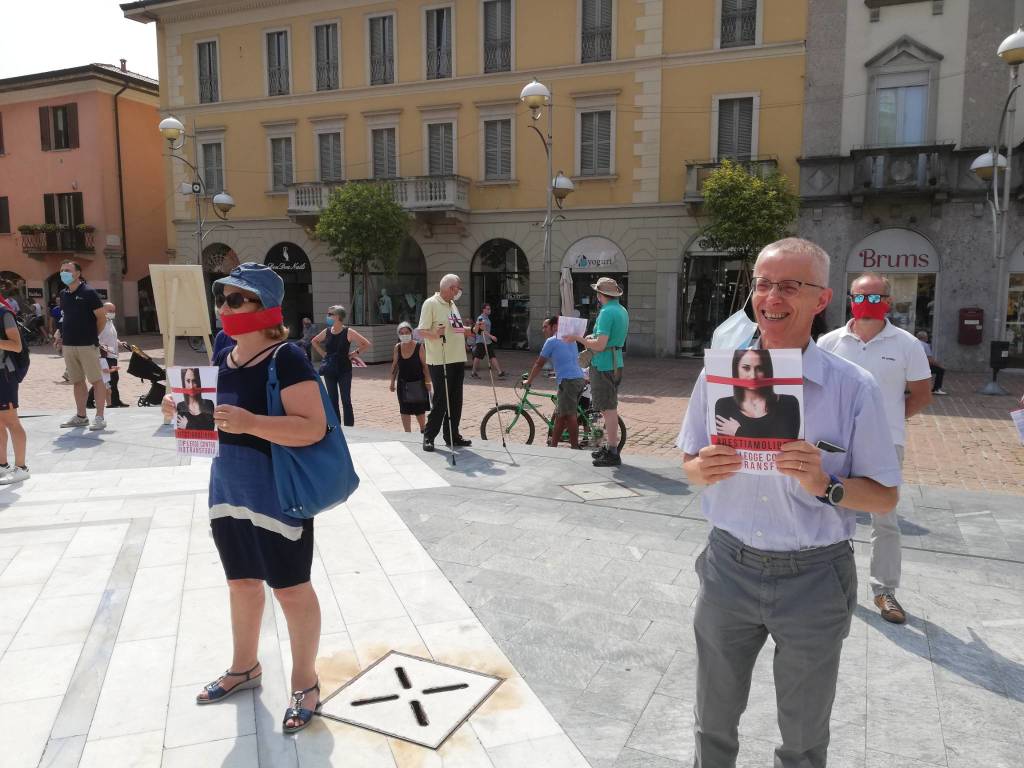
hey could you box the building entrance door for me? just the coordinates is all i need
[678,253,748,355]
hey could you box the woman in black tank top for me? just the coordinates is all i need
[389,322,431,432]
[311,305,370,426]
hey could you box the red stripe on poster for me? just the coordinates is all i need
[711,435,794,451]
[170,387,218,394]
[706,375,803,388]
[175,429,219,440]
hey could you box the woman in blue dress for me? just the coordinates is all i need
[163,263,327,733]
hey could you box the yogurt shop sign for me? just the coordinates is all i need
[561,236,628,273]
[846,228,939,274]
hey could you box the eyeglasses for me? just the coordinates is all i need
[214,292,262,309]
[752,277,827,298]
[849,293,890,305]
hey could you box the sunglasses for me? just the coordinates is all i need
[849,293,889,305]
[214,292,262,309]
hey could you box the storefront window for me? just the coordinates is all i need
[350,237,427,326]
[470,238,530,349]
[846,272,935,336]
[1007,274,1024,358]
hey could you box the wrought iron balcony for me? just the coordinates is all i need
[683,156,779,203]
[288,176,470,217]
[581,27,612,63]
[370,54,394,85]
[484,39,511,73]
[199,75,219,103]
[721,10,756,48]
[20,226,95,255]
[426,47,452,79]
[267,66,289,96]
[315,60,338,91]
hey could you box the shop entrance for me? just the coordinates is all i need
[265,242,313,338]
[561,236,629,330]
[470,239,530,350]
[350,237,427,326]
[678,252,748,355]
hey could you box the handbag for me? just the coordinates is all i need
[578,348,594,368]
[266,343,359,519]
[400,379,429,406]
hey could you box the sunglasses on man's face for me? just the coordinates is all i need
[849,293,890,305]
[214,292,261,309]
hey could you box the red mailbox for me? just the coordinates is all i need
[958,307,984,345]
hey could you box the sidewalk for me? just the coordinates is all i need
[2,411,1023,766]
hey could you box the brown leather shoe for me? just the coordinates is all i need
[874,593,906,624]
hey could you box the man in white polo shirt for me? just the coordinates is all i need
[818,272,932,624]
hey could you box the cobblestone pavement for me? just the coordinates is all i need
[20,335,1024,493]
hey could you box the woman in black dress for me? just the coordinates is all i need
[714,348,800,439]
[311,305,370,427]
[388,321,431,432]
[174,367,215,430]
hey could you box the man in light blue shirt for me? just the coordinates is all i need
[679,238,900,768]
[525,315,585,448]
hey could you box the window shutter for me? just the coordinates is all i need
[736,98,753,159]
[374,128,395,177]
[0,113,5,154]
[283,138,293,185]
[438,123,454,175]
[39,107,52,151]
[371,17,382,61]
[267,33,279,70]
[599,0,612,27]
[484,1,498,41]
[485,121,499,178]
[43,194,55,225]
[581,112,594,174]
[0,198,10,234]
[72,192,84,226]
[582,0,595,30]
[499,119,511,177]
[596,111,611,174]
[717,100,736,158]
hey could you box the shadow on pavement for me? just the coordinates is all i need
[610,463,689,496]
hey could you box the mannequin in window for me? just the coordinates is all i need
[378,288,393,323]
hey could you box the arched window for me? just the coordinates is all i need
[350,237,427,325]
[470,238,530,349]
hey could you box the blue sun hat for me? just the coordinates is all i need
[213,262,284,308]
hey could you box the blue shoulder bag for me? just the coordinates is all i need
[266,343,359,518]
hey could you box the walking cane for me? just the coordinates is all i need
[479,327,516,464]
[439,328,457,467]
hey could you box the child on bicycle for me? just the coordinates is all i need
[524,315,585,448]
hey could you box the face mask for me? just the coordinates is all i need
[850,300,890,321]
[453,290,463,302]
[221,306,284,338]
[106,313,115,321]
[326,315,334,325]
[60,271,74,286]
[711,291,758,350]
[398,333,412,342]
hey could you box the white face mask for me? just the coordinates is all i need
[453,290,462,302]
[398,333,412,342]
[710,290,758,350]
[106,313,115,321]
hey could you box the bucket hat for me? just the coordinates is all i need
[213,262,284,309]
[590,276,623,297]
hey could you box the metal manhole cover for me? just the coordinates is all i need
[319,651,503,749]
[564,481,638,501]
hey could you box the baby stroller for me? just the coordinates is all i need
[127,345,167,406]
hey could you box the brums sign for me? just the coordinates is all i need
[845,229,939,275]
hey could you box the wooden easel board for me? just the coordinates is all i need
[149,264,214,368]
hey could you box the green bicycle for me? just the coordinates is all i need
[480,376,627,450]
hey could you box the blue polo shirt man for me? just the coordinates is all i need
[525,315,585,448]
[679,238,900,768]
[58,260,107,431]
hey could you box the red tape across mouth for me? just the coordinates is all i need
[170,387,217,394]
[707,375,804,388]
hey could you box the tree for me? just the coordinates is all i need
[315,182,411,324]
[699,159,799,265]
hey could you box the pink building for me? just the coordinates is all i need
[0,63,168,332]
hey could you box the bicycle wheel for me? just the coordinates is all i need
[187,336,206,353]
[480,405,536,444]
[582,410,627,452]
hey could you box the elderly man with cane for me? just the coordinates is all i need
[679,238,900,767]
[417,274,474,454]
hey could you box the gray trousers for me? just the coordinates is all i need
[869,445,903,596]
[693,528,857,768]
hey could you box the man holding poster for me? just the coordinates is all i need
[678,238,900,768]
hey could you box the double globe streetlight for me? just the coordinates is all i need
[970,28,1024,395]
[158,116,235,265]
[520,79,575,316]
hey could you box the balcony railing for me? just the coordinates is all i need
[484,39,511,72]
[315,60,338,91]
[199,75,219,103]
[267,66,289,96]
[684,157,778,203]
[288,176,470,216]
[721,10,756,48]
[20,227,95,254]
[426,47,452,79]
[581,27,612,62]
[370,53,394,85]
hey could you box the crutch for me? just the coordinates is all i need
[439,329,457,467]
[480,328,516,465]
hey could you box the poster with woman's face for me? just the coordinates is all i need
[169,366,219,457]
[705,348,803,475]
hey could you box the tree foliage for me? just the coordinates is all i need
[315,181,411,324]
[699,160,799,263]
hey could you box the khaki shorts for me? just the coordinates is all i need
[555,378,585,417]
[590,368,621,411]
[63,345,103,385]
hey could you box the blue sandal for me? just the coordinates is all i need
[283,679,322,734]
[196,662,262,705]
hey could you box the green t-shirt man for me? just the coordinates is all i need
[592,297,629,372]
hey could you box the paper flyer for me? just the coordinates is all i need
[169,366,219,458]
[556,315,588,341]
[1011,409,1024,446]
[705,348,804,475]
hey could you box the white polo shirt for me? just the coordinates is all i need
[817,319,932,447]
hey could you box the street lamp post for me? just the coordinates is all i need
[158,116,235,265]
[520,80,574,317]
[971,28,1024,395]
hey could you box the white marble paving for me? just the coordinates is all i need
[0,444,590,767]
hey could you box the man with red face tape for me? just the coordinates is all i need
[817,272,932,624]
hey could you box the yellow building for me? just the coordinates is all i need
[123,0,805,356]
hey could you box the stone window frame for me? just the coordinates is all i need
[576,0,616,65]
[196,126,227,196]
[364,109,402,178]
[713,0,764,50]
[311,116,346,182]
[419,104,460,176]
[709,91,760,161]
[421,3,457,81]
[263,120,296,195]
[311,19,342,92]
[476,99,518,184]
[572,90,619,179]
[864,35,943,147]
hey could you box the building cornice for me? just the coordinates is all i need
[0,64,158,97]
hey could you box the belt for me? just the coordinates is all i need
[710,527,852,573]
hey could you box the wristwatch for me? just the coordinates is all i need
[816,474,845,507]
